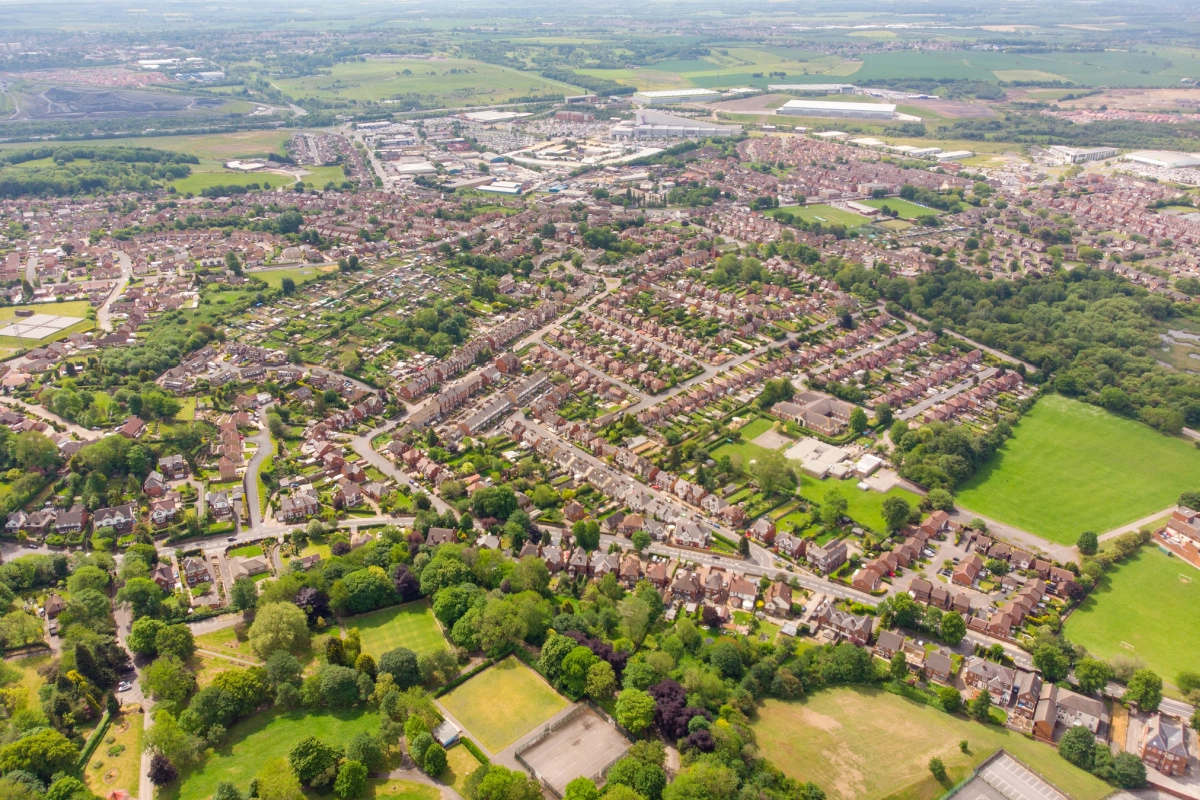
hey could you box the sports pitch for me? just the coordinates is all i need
[0,313,86,340]
[955,395,1200,544]
[438,657,568,753]
[352,599,447,657]
[1063,546,1200,684]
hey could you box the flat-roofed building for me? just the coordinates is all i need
[632,88,721,105]
[778,99,897,120]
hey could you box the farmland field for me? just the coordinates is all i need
[352,599,447,657]
[0,130,293,164]
[1064,547,1200,685]
[168,709,378,800]
[754,689,1110,800]
[438,657,568,753]
[274,58,579,107]
[955,395,1200,543]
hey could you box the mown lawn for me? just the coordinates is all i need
[1064,546,1200,686]
[780,204,871,228]
[956,395,1200,543]
[352,599,447,657]
[438,658,568,753]
[83,707,143,798]
[800,475,922,534]
[859,197,943,219]
[168,709,379,800]
[754,689,1110,800]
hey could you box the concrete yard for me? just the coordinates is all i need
[517,707,631,796]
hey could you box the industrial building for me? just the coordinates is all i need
[768,83,856,95]
[777,99,897,120]
[1123,150,1200,169]
[1046,145,1118,164]
[632,88,721,105]
[611,111,741,140]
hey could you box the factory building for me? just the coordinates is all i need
[1123,150,1200,169]
[611,111,741,140]
[632,88,721,105]
[1046,145,1118,165]
[777,99,897,120]
[768,83,856,95]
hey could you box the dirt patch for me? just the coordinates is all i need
[903,98,996,118]
[798,706,843,733]
[752,428,795,451]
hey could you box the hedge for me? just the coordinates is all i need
[76,708,113,770]
[460,737,490,765]
[182,607,238,625]
[435,657,495,698]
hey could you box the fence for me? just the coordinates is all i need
[513,701,637,798]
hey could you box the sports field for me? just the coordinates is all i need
[859,197,943,220]
[1064,547,1200,685]
[275,58,578,107]
[171,170,291,194]
[352,599,447,657]
[754,689,1109,800]
[253,265,335,290]
[169,709,378,800]
[438,657,568,753]
[956,395,1200,544]
[782,204,871,228]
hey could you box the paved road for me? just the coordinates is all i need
[95,250,133,333]
[948,507,1076,563]
[904,310,1039,374]
[349,420,453,514]
[243,416,273,530]
[897,367,998,421]
[25,250,36,287]
[0,395,102,440]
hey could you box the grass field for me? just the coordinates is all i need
[755,689,1110,800]
[800,475,923,534]
[0,130,293,162]
[275,58,578,107]
[1064,547,1200,685]
[84,707,143,798]
[169,709,378,800]
[956,395,1200,543]
[352,599,447,657]
[171,169,293,194]
[364,779,440,800]
[441,743,484,796]
[781,204,871,228]
[859,197,943,220]
[439,657,568,753]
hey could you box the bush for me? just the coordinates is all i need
[1058,726,1096,769]
[422,742,446,776]
[929,757,946,782]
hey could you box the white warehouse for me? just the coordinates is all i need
[776,99,897,120]
[632,88,721,105]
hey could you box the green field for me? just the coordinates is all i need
[252,265,335,290]
[755,689,1110,800]
[364,779,441,800]
[438,658,568,753]
[441,742,484,796]
[171,169,292,194]
[782,204,871,228]
[1064,547,1200,685]
[800,475,922,535]
[169,709,379,800]
[956,395,1200,543]
[352,599,447,657]
[84,707,143,798]
[275,57,578,107]
[860,197,943,220]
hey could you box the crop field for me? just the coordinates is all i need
[578,47,847,91]
[438,657,568,753]
[275,58,578,106]
[0,130,293,165]
[754,690,1110,800]
[168,709,379,800]
[352,599,447,657]
[1064,547,1200,685]
[955,395,1200,544]
[859,197,943,219]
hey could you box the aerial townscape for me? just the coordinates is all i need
[3,2,1200,800]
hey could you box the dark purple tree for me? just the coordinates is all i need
[683,729,716,753]
[392,564,420,602]
[293,586,330,623]
[148,754,178,786]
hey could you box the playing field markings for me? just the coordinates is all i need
[1120,641,1135,650]
[1180,574,1192,584]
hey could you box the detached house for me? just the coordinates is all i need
[1139,714,1190,776]
[143,471,169,497]
[93,503,137,534]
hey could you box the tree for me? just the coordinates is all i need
[230,576,259,612]
[968,690,992,722]
[1033,644,1070,683]
[874,402,894,428]
[1058,725,1096,769]
[249,602,310,660]
[335,760,368,799]
[616,688,657,734]
[708,641,744,680]
[156,624,196,661]
[820,491,848,528]
[1125,669,1163,711]
[571,519,600,552]
[849,407,868,434]
[14,432,60,472]
[378,647,420,689]
[1077,531,1099,555]
[751,449,797,498]
[289,736,342,788]
[928,757,946,782]
[345,732,383,771]
[0,729,79,781]
[257,759,305,800]
[117,577,164,619]
[890,651,908,682]
[939,611,966,646]
[141,654,196,713]
[144,710,204,770]
[127,616,165,655]
[631,529,651,553]
[478,599,524,654]
[1111,752,1147,789]
[586,660,616,700]
[561,646,599,698]
[423,743,447,776]
[266,651,304,689]
[148,754,179,786]
[881,496,911,532]
[281,277,297,295]
[564,777,600,800]
[1075,658,1113,695]
[320,665,361,708]
[937,686,962,714]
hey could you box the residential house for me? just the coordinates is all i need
[670,570,702,603]
[1139,714,1190,776]
[230,555,270,580]
[816,604,872,646]
[334,479,363,508]
[93,503,137,534]
[55,504,87,535]
[807,539,847,574]
[763,582,792,616]
[143,471,169,497]
[149,496,179,527]
[427,527,457,546]
[952,554,984,587]
[207,491,235,521]
[873,630,905,661]
[158,454,189,480]
[182,557,211,587]
[729,575,757,610]
[150,563,175,591]
[924,651,955,684]
[118,417,147,439]
[1033,684,1109,742]
[963,657,1016,705]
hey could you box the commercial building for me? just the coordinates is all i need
[777,99,897,120]
[632,88,721,105]
[769,83,856,95]
[1123,150,1200,169]
[1046,145,1118,164]
[611,111,741,140]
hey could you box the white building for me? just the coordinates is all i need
[777,99,897,120]
[632,88,721,105]
[1046,145,1118,165]
[1123,150,1200,169]
[611,111,740,140]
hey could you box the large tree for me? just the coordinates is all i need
[248,602,311,660]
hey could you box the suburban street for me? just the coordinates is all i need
[96,249,133,333]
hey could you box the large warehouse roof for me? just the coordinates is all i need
[1123,150,1200,169]
[778,99,896,114]
[633,88,720,99]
